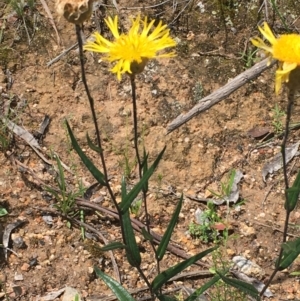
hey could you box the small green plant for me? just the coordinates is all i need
[209,169,236,200]
[241,47,258,68]
[0,207,8,217]
[6,0,35,18]
[0,129,10,151]
[192,81,204,103]
[46,154,86,234]
[272,103,286,133]
[189,201,224,243]
[210,249,247,301]
[130,198,142,215]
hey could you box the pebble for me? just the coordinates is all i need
[239,222,256,237]
[232,256,264,278]
[62,287,81,301]
[14,274,24,281]
[226,248,235,256]
[20,263,30,272]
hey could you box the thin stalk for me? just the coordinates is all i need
[75,25,117,208]
[269,0,289,32]
[130,75,142,177]
[130,74,161,278]
[76,25,135,287]
[260,88,294,297]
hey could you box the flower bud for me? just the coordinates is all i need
[56,0,94,25]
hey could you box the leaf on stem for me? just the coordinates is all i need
[119,146,166,214]
[156,195,183,261]
[285,170,300,212]
[216,271,260,300]
[152,246,217,292]
[277,238,300,270]
[121,208,141,267]
[184,274,221,301]
[94,266,136,301]
[65,121,106,186]
[86,133,102,153]
[100,242,126,251]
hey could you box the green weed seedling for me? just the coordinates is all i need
[7,0,35,18]
[130,198,143,216]
[210,249,248,301]
[189,201,223,243]
[0,207,8,217]
[241,47,258,68]
[46,154,86,235]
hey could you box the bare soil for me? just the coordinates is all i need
[1,0,300,300]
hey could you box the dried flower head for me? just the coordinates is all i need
[251,22,300,94]
[56,0,94,25]
[84,14,177,80]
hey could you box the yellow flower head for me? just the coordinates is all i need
[84,15,177,80]
[251,22,300,94]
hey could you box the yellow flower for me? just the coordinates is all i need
[84,15,176,80]
[251,22,300,94]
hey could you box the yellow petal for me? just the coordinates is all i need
[258,22,277,45]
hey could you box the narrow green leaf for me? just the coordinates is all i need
[100,242,126,251]
[277,238,300,270]
[54,154,66,192]
[86,133,102,153]
[157,295,177,301]
[184,274,221,301]
[120,146,166,213]
[121,209,141,267]
[152,246,217,292]
[142,148,149,192]
[141,227,154,242]
[121,176,127,200]
[216,271,260,300]
[66,121,106,186]
[94,266,136,301]
[157,195,183,261]
[285,171,300,212]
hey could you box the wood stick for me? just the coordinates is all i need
[166,58,276,134]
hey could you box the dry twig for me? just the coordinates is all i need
[167,58,276,134]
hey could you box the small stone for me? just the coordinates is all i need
[240,222,256,237]
[226,249,235,256]
[14,274,24,281]
[62,287,81,301]
[20,263,30,272]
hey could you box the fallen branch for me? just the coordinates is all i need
[166,58,276,134]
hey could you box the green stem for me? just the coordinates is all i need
[130,75,142,178]
[75,25,116,205]
[260,88,294,297]
[129,74,161,290]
